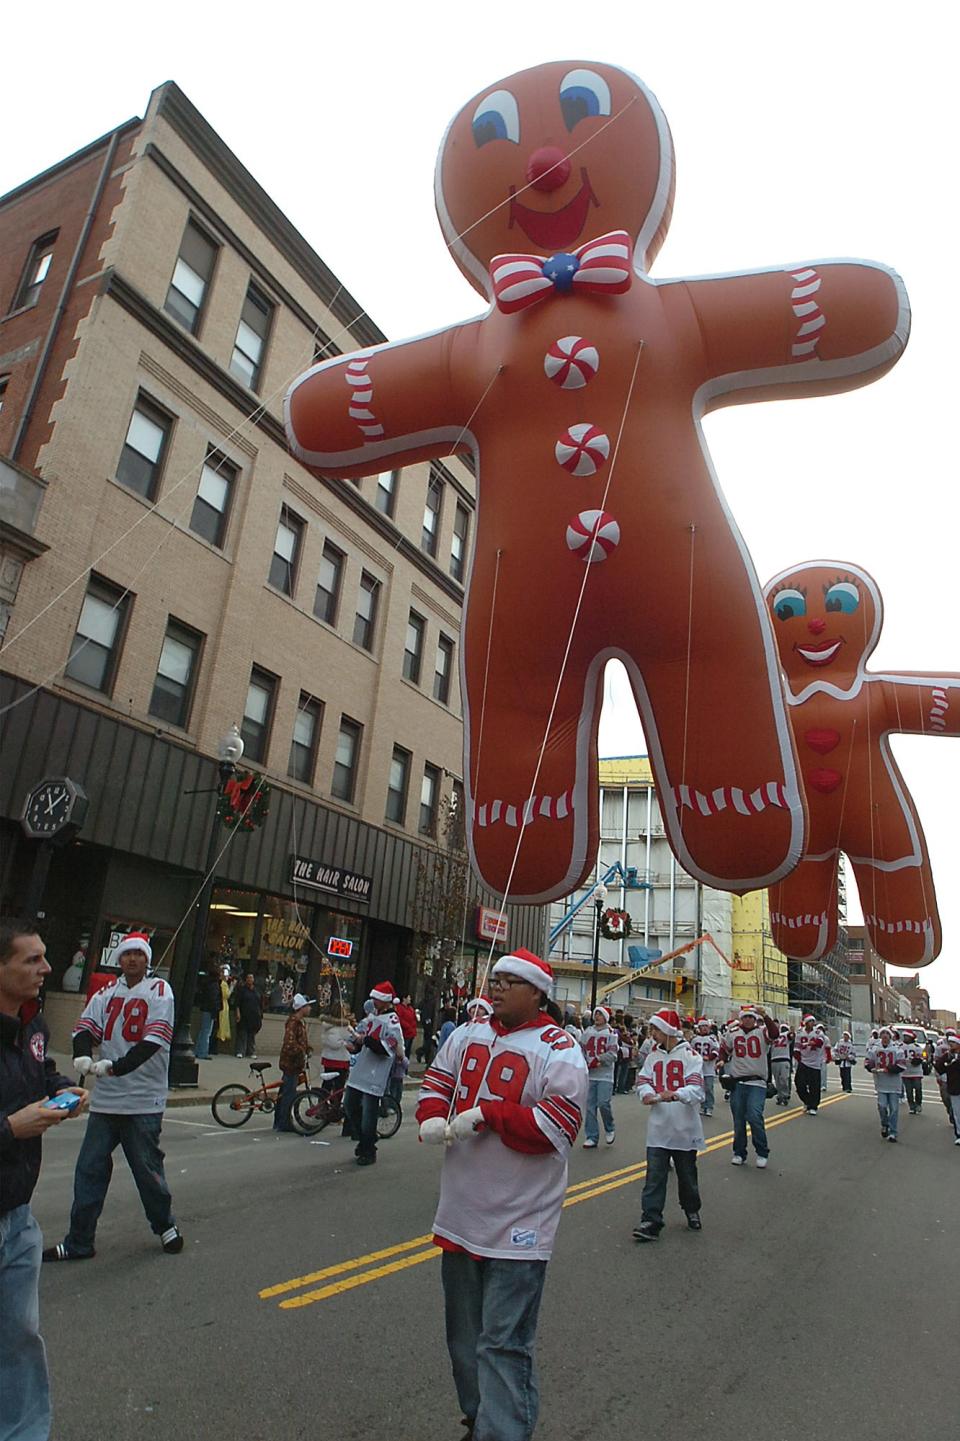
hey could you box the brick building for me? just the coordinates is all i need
[0,82,542,1023]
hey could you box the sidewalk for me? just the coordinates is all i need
[50,1050,428,1109]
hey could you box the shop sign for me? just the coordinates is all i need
[327,936,354,960]
[290,855,372,904]
[476,906,508,944]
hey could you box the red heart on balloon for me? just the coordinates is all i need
[808,767,843,794]
[803,728,841,755]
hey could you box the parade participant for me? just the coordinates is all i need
[933,1032,955,1125]
[464,996,494,1026]
[932,1034,960,1144]
[343,982,404,1167]
[833,1032,857,1094]
[691,1019,720,1117]
[794,1015,831,1114]
[864,1026,906,1142]
[273,994,313,1134]
[816,1024,831,1093]
[633,1008,705,1241]
[316,1008,353,1093]
[770,1024,793,1105]
[1,919,87,1441]
[579,1006,618,1147]
[720,1007,779,1167]
[43,933,182,1261]
[900,1030,925,1114]
[416,948,587,1441]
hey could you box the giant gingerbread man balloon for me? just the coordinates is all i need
[765,562,959,968]
[286,61,910,905]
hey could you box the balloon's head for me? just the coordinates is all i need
[764,562,883,689]
[435,60,675,299]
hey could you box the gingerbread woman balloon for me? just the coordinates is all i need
[764,562,959,968]
[286,60,910,906]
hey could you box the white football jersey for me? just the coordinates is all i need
[795,1030,830,1070]
[74,975,174,1113]
[866,1041,906,1092]
[418,1015,588,1260]
[636,1042,705,1150]
[691,1034,719,1075]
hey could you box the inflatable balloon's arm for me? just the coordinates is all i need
[669,260,909,409]
[878,674,960,737]
[284,324,480,480]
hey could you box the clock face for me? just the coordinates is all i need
[23,781,74,838]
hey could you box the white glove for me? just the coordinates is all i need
[90,1059,114,1078]
[418,1117,447,1145]
[447,1106,486,1141]
[73,1055,94,1077]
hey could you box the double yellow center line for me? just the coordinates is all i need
[260,1093,848,1309]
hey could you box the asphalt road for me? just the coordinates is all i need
[31,1076,958,1440]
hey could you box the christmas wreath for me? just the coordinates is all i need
[600,907,632,940]
[217,770,271,832]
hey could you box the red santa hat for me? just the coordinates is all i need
[491,948,554,994]
[779,1023,790,1033]
[695,1017,711,1030]
[369,981,397,1004]
[802,1014,817,1024]
[740,1007,762,1022]
[649,1008,683,1038]
[113,932,152,965]
[466,995,494,1017]
[902,1028,915,1041]
[593,1005,611,1024]
[947,1033,960,1046]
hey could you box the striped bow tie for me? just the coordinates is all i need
[490,231,633,314]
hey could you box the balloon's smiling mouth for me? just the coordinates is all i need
[509,169,598,250]
[794,638,845,666]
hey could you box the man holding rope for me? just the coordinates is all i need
[417,948,587,1441]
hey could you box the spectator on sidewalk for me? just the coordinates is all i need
[1,918,87,1441]
[933,1033,960,1144]
[865,1026,906,1142]
[579,1006,618,1148]
[274,995,313,1133]
[720,1007,779,1167]
[194,969,222,1060]
[770,1024,793,1105]
[216,967,234,1052]
[900,1030,925,1114]
[232,974,263,1058]
[794,1015,831,1114]
[633,1008,705,1241]
[395,994,419,1059]
[343,983,404,1166]
[437,1007,457,1052]
[833,1031,857,1093]
[316,1010,354,1092]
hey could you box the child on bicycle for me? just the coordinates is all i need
[274,994,313,1133]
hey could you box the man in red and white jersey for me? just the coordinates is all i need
[416,948,587,1441]
[633,1008,705,1241]
[865,1026,906,1141]
[43,933,182,1261]
[794,1015,831,1114]
[720,1007,779,1166]
[900,1030,925,1114]
[770,1024,793,1105]
[833,1031,857,1094]
[691,1018,720,1117]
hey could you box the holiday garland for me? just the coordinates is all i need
[217,770,271,832]
[600,907,632,940]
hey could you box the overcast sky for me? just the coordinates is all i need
[5,2,957,1009]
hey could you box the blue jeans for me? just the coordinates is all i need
[273,1071,298,1131]
[195,1011,215,1059]
[441,1250,547,1441]
[584,1078,614,1142]
[877,1090,901,1136]
[342,1086,381,1160]
[65,1112,175,1256]
[730,1081,769,1159]
[0,1205,49,1441]
[640,1147,701,1226]
[700,1075,715,1114]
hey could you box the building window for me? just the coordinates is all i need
[241,667,277,764]
[149,619,202,728]
[230,283,273,391]
[64,576,129,694]
[14,232,57,311]
[403,610,425,684]
[375,470,397,518]
[451,502,470,582]
[269,507,304,595]
[164,220,217,334]
[422,471,443,557]
[190,450,236,549]
[314,541,344,625]
[289,693,322,785]
[351,572,379,652]
[433,634,454,705]
[419,763,441,837]
[385,746,411,825]
[332,717,362,802]
[116,394,172,501]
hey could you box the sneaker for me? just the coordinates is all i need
[881,1128,888,1138]
[756,1157,769,1169]
[807,1108,818,1115]
[954,1137,960,1145]
[887,1134,898,1143]
[730,1155,745,1166]
[604,1130,616,1145]
[356,1154,377,1166]
[42,1243,93,1263]
[632,1222,659,1243]
[582,1139,598,1149]
[235,1053,243,1058]
[686,1213,702,1231]
[161,1226,184,1254]
[704,1110,713,1117]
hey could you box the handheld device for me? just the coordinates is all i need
[42,1092,82,1112]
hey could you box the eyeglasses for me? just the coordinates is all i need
[488,975,526,991]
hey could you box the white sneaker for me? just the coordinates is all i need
[604,1131,616,1145]
[730,1155,745,1166]
[583,1139,597,1148]
[756,1157,769,1169]
[806,1108,818,1115]
[954,1137,960,1145]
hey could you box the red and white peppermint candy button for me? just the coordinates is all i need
[544,336,599,390]
[555,423,610,477]
[565,509,620,563]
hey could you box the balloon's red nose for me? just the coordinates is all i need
[808,617,827,635]
[526,146,571,192]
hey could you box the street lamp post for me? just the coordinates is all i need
[169,726,244,1088]
[590,882,607,1014]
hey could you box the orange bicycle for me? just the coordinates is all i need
[210,1062,313,1129]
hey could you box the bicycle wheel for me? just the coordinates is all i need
[211,1083,256,1128]
[293,1088,330,1135]
[377,1095,402,1139]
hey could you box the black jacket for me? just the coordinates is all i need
[1,1010,73,1215]
[199,975,222,1014]
[232,984,262,1032]
[934,1052,960,1095]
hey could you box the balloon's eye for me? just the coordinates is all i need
[472,90,520,146]
[824,582,860,614]
[772,588,806,621]
[559,69,612,131]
